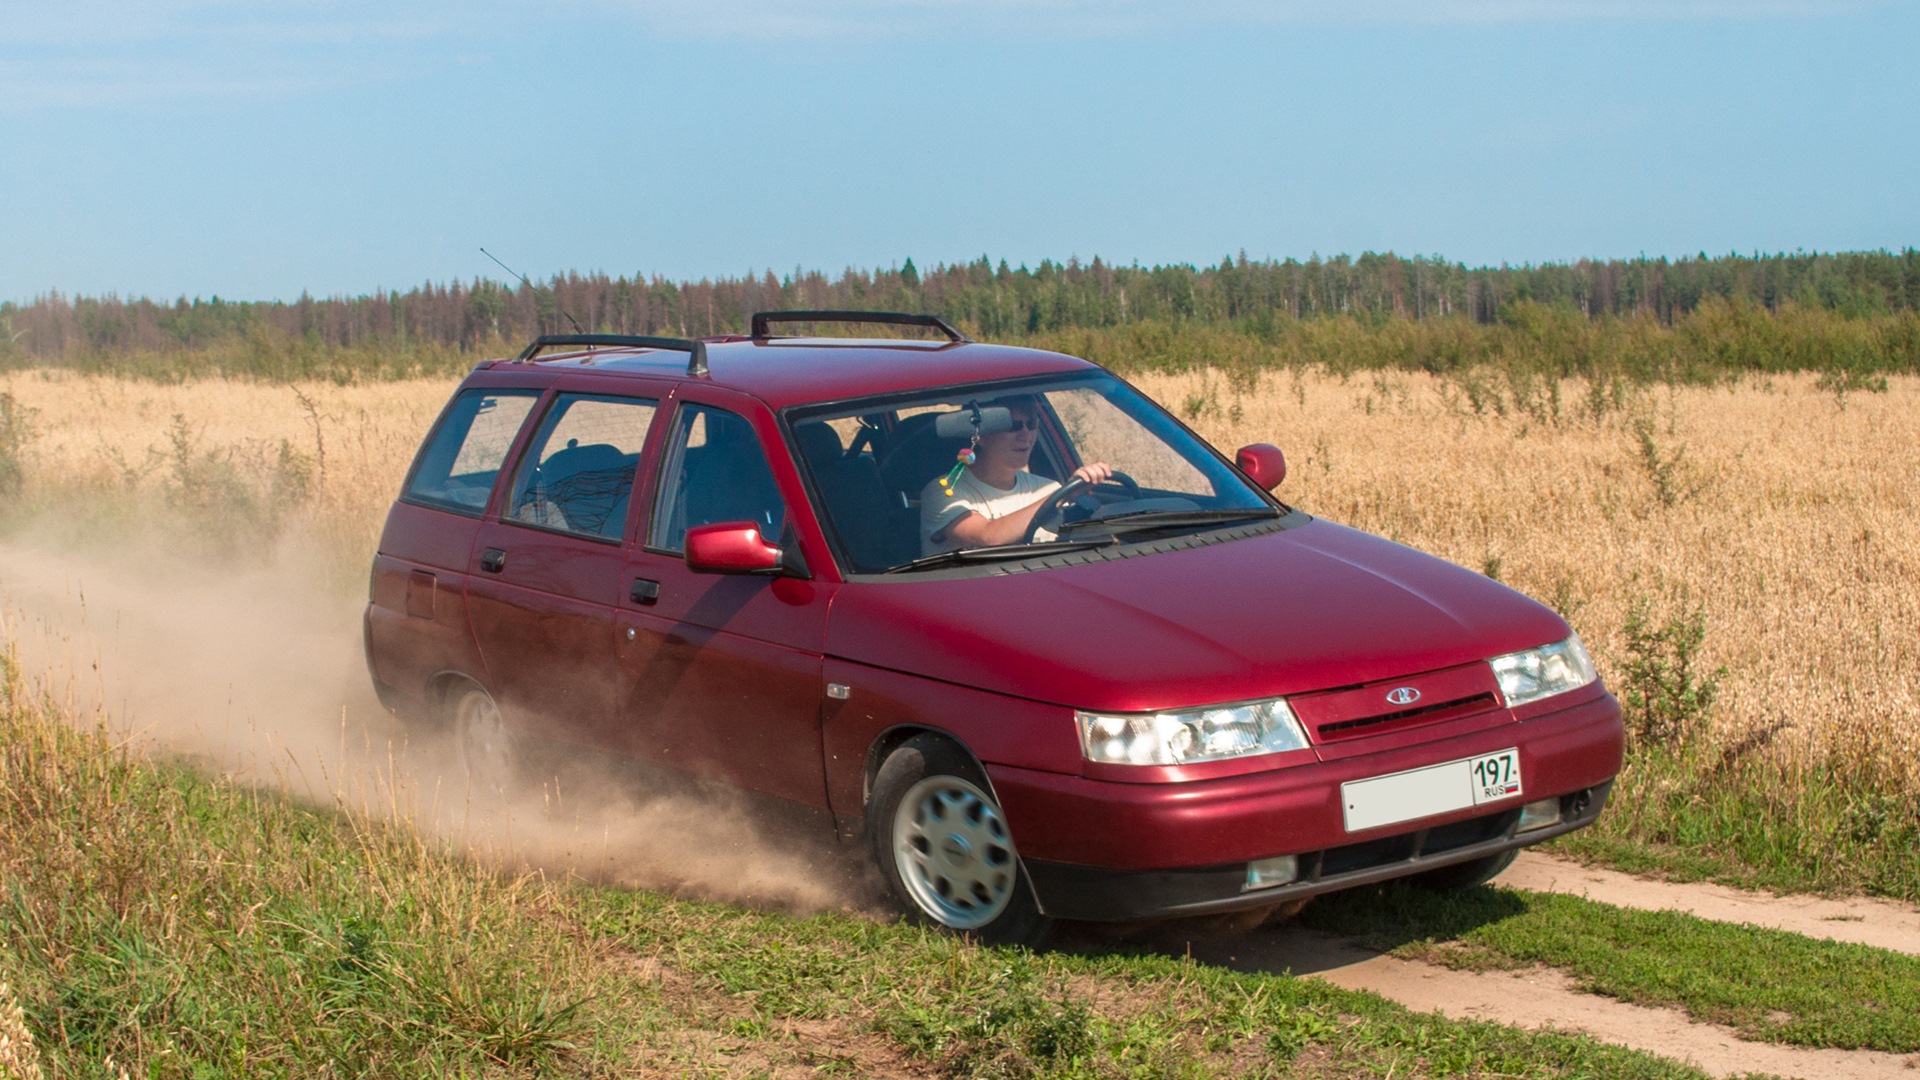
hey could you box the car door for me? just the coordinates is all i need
[464,387,664,744]
[614,390,838,810]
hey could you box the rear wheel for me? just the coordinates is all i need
[870,736,1052,947]
[449,683,518,796]
[1409,849,1517,891]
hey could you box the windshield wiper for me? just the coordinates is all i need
[1056,507,1281,537]
[882,538,1116,574]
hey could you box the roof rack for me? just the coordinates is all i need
[514,333,709,377]
[750,310,971,343]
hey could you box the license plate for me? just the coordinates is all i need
[1341,749,1523,832]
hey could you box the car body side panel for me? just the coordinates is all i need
[465,521,626,738]
[616,565,837,809]
[364,500,488,704]
[818,658,1083,827]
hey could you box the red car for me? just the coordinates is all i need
[365,311,1622,944]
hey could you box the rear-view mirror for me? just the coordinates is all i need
[934,405,1013,439]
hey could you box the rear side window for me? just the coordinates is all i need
[504,394,658,541]
[650,405,787,551]
[404,389,540,513]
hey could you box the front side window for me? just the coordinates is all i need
[787,372,1276,573]
[650,404,787,552]
[504,393,658,540]
[404,389,540,514]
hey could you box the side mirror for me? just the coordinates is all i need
[1236,443,1286,490]
[684,522,811,579]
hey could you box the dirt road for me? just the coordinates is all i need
[1499,851,1920,956]
[1163,856,1920,1079]
[1186,926,1918,1080]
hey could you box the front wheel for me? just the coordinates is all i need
[869,736,1052,947]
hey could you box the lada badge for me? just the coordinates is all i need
[1385,686,1421,706]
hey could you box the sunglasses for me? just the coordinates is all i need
[1003,417,1039,431]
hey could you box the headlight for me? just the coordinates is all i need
[1077,698,1309,766]
[1490,634,1598,708]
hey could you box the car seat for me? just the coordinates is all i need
[794,422,917,571]
[878,413,969,506]
[676,412,785,546]
[535,441,638,537]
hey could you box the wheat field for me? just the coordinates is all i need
[2,366,1915,801]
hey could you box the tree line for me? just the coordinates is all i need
[3,250,1916,388]
[4,249,1917,359]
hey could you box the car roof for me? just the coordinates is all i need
[473,336,1099,410]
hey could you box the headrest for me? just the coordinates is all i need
[794,422,845,466]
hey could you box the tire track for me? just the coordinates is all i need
[1184,926,1919,1080]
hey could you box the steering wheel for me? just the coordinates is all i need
[1022,471,1140,543]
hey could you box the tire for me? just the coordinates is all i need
[869,735,1052,947]
[1408,848,1517,892]
[448,683,519,797]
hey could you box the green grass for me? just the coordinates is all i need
[583,889,1743,1080]
[0,659,630,1076]
[1302,882,1920,1054]
[0,645,1749,1080]
[1555,738,1920,904]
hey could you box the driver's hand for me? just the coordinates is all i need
[1071,462,1114,485]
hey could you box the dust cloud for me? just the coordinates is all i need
[0,528,880,918]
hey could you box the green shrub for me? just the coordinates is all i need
[1619,598,1722,751]
[159,414,314,553]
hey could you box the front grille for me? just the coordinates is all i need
[1422,809,1520,855]
[1314,692,1498,741]
[1319,833,1419,877]
[1308,806,1523,880]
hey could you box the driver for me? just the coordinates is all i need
[921,395,1114,555]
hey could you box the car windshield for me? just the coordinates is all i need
[787,372,1276,574]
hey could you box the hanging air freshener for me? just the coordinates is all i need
[939,438,978,496]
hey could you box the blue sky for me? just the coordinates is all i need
[2,0,1915,303]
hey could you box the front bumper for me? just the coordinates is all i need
[986,688,1623,921]
[1025,780,1610,921]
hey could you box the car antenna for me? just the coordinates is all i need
[480,247,583,334]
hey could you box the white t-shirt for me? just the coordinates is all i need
[920,469,1063,555]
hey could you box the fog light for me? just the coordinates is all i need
[1245,855,1299,891]
[1517,797,1561,833]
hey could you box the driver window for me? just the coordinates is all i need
[651,404,788,551]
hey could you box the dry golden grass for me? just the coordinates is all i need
[1143,367,1920,796]
[0,979,43,1080]
[0,370,447,587]
[2,366,1915,797]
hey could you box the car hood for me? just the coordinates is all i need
[824,518,1571,712]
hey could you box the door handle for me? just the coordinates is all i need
[630,578,661,605]
[480,548,506,573]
